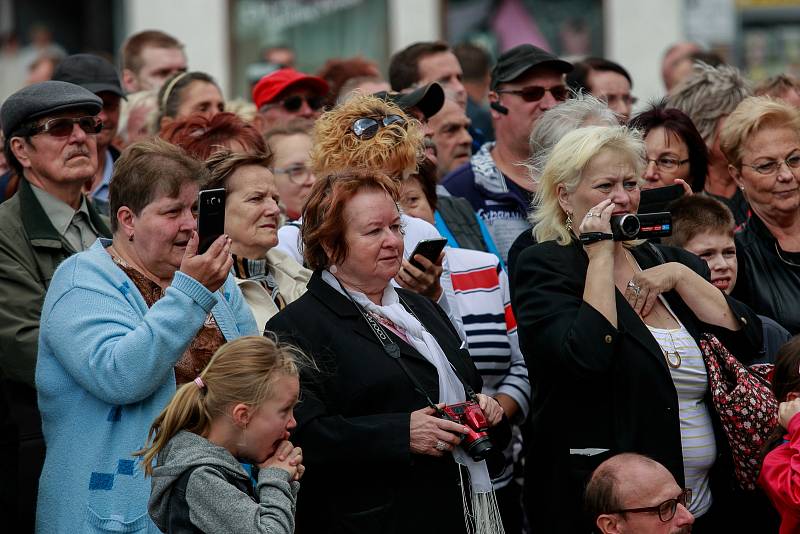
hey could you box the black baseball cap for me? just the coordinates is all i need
[52,53,126,99]
[491,44,573,90]
[373,82,445,119]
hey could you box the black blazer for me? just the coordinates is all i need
[266,271,505,534]
[512,240,763,534]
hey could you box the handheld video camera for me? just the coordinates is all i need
[610,212,672,241]
[438,401,493,461]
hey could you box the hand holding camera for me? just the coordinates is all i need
[410,404,468,457]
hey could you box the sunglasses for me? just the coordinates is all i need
[496,85,569,103]
[262,94,325,114]
[351,115,406,140]
[29,116,103,137]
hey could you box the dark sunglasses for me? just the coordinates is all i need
[608,488,692,523]
[29,116,103,137]
[351,115,406,140]
[496,84,569,103]
[266,94,325,113]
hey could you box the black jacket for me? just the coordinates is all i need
[733,213,800,335]
[512,240,763,534]
[266,271,508,534]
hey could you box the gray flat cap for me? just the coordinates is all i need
[1,80,102,138]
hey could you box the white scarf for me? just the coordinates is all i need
[322,270,504,534]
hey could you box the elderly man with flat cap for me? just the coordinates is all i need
[442,44,572,263]
[0,80,111,530]
[52,53,127,214]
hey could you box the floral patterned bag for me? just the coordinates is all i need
[699,333,778,490]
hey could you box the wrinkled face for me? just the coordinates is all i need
[240,374,299,464]
[175,81,225,120]
[97,91,121,150]
[683,230,737,294]
[124,102,156,147]
[491,68,566,155]
[256,88,323,133]
[269,133,315,220]
[731,125,800,221]
[135,46,187,91]
[417,51,467,107]
[643,127,691,190]
[225,165,281,257]
[11,110,99,187]
[589,70,634,123]
[338,189,404,287]
[430,99,472,176]
[399,177,435,225]
[128,181,198,280]
[558,148,641,225]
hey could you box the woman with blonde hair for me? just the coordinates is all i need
[513,125,763,533]
[720,96,800,334]
[137,336,305,533]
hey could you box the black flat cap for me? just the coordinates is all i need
[1,81,102,138]
[374,82,445,119]
[52,53,125,98]
[491,44,573,90]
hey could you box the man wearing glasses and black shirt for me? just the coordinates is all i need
[0,80,111,530]
[441,44,572,263]
[252,67,330,134]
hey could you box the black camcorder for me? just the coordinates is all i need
[610,212,672,241]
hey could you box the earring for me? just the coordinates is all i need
[565,213,573,232]
[128,233,134,242]
[329,264,338,274]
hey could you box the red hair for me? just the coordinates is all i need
[159,112,267,160]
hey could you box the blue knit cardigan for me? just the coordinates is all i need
[35,239,257,533]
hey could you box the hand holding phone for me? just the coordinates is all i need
[407,238,448,270]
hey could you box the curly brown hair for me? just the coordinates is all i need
[310,94,423,179]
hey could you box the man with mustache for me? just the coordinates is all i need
[0,81,111,530]
[52,54,126,215]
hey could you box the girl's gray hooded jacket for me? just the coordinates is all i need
[148,430,299,533]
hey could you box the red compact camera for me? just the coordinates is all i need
[439,401,493,461]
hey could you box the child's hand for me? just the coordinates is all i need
[779,398,800,429]
[258,439,304,481]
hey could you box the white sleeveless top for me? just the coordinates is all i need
[646,300,715,517]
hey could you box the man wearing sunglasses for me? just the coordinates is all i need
[52,53,127,215]
[252,67,330,134]
[0,80,112,530]
[587,453,694,534]
[442,44,572,263]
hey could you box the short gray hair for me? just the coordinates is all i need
[526,92,619,182]
[666,62,752,147]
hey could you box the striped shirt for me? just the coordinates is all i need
[441,247,530,488]
[647,320,715,517]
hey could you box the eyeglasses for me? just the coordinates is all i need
[495,85,569,103]
[351,114,406,140]
[645,156,690,171]
[261,95,325,114]
[272,163,313,184]
[609,488,692,522]
[741,153,800,175]
[29,116,103,137]
[600,94,638,107]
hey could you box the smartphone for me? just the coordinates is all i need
[638,183,685,214]
[408,238,447,270]
[197,188,226,254]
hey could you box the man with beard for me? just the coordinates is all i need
[52,54,126,215]
[586,453,694,534]
[0,81,111,531]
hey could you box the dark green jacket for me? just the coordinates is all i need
[0,179,111,387]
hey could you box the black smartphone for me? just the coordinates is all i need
[197,188,226,254]
[638,183,685,214]
[408,238,448,270]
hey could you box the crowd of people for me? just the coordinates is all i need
[2,27,800,534]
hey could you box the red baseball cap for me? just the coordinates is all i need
[252,68,329,109]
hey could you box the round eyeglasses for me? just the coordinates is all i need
[272,163,313,184]
[351,114,406,140]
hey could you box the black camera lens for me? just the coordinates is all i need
[465,436,493,461]
[616,214,640,239]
